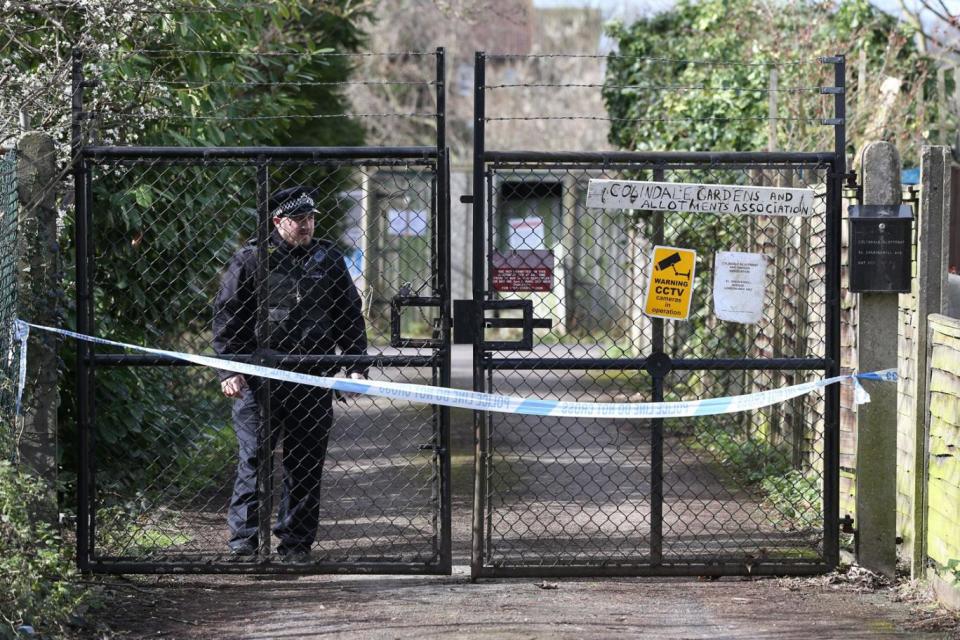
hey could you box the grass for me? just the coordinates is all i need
[691,420,823,530]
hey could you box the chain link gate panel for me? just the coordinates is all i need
[70,46,453,575]
[470,54,845,578]
[75,149,452,574]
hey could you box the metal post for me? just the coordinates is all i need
[470,51,486,580]
[254,161,272,561]
[650,166,665,566]
[822,54,846,568]
[435,47,452,572]
[71,48,93,572]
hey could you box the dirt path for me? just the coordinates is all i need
[87,569,958,639]
[81,348,960,638]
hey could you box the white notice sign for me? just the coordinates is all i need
[507,217,546,250]
[585,179,815,217]
[713,251,769,324]
[387,209,428,237]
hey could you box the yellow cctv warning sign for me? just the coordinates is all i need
[644,246,696,320]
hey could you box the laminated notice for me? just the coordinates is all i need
[713,251,769,324]
[491,249,554,292]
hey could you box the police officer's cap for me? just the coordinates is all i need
[269,186,318,218]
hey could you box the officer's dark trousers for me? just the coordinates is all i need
[227,382,333,554]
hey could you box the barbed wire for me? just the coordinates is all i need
[483,53,827,67]
[108,49,437,58]
[33,1,284,15]
[484,115,832,123]
[124,79,438,88]
[485,82,829,93]
[95,111,438,122]
[137,2,284,13]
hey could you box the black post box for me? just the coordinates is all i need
[848,204,913,293]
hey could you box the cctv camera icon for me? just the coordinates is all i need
[656,252,690,278]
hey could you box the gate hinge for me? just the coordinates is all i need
[829,170,859,190]
[842,171,861,201]
[459,194,474,204]
[839,514,856,534]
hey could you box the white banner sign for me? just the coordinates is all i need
[586,179,815,217]
[713,251,770,324]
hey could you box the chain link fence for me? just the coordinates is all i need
[475,158,833,574]
[0,150,18,459]
[81,152,448,570]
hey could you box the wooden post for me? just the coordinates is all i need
[560,174,578,335]
[904,146,951,578]
[937,67,947,146]
[359,170,380,324]
[768,68,778,152]
[857,50,867,113]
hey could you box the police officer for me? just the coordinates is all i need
[213,186,367,561]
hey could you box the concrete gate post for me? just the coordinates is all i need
[855,141,900,577]
[14,132,60,497]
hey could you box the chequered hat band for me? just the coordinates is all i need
[272,193,315,217]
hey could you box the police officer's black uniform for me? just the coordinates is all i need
[213,187,367,558]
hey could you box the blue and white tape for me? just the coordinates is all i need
[13,319,896,420]
[12,320,29,416]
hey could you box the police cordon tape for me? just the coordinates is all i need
[13,319,897,420]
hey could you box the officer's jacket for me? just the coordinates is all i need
[212,230,367,380]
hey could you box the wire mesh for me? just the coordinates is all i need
[84,153,447,569]
[0,150,18,458]
[477,159,831,573]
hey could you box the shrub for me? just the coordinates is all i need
[0,461,87,639]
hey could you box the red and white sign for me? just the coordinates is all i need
[507,216,545,250]
[491,250,554,292]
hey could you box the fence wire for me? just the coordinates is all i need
[476,159,830,573]
[83,153,446,569]
[0,150,17,458]
[476,53,839,154]
[81,48,442,141]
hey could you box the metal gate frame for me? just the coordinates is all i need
[72,50,453,575]
[469,52,847,579]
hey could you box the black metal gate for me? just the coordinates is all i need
[73,53,452,574]
[469,53,845,578]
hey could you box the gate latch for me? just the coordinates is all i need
[452,299,552,350]
[390,294,442,348]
